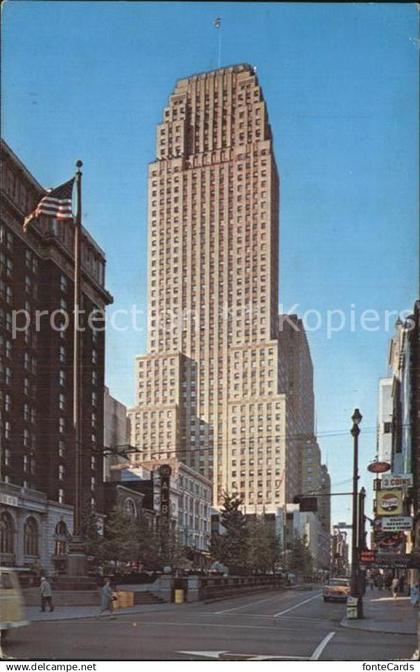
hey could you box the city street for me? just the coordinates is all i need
[3,589,416,661]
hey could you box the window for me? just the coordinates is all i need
[54,521,68,556]
[58,440,65,457]
[383,422,392,434]
[0,511,14,555]
[24,517,38,556]
[60,275,68,293]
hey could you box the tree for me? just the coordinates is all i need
[136,514,161,570]
[211,492,249,574]
[99,507,140,570]
[161,525,189,574]
[80,506,103,560]
[288,534,314,575]
[247,517,282,574]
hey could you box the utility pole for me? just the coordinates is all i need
[349,408,363,618]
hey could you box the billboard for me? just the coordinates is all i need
[381,516,412,532]
[381,474,413,489]
[376,489,403,516]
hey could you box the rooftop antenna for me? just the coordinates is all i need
[214,17,222,68]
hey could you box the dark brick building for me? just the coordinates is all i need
[0,140,112,571]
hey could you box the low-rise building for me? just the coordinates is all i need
[110,458,212,555]
[0,482,73,576]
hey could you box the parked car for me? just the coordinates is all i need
[0,568,29,641]
[323,577,350,602]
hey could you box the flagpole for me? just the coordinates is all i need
[217,24,222,68]
[73,159,83,538]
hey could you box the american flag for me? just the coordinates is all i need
[24,177,75,232]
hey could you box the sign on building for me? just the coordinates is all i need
[382,516,412,532]
[159,464,171,523]
[381,474,413,489]
[359,549,376,563]
[376,489,403,516]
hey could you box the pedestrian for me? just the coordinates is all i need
[98,578,115,617]
[376,574,383,591]
[40,576,54,612]
[398,575,405,595]
[410,582,419,608]
[391,576,399,599]
[369,576,375,591]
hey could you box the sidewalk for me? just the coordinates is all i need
[341,590,418,635]
[25,602,174,622]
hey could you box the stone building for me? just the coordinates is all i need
[111,458,212,554]
[127,65,315,512]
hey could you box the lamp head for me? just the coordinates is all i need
[352,408,362,426]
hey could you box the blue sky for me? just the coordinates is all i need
[3,2,418,525]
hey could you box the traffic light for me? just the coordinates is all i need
[293,496,318,512]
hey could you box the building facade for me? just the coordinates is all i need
[0,140,112,571]
[103,386,130,481]
[111,458,212,552]
[371,307,420,578]
[128,67,331,513]
[409,302,420,571]
[377,377,393,464]
[318,464,331,535]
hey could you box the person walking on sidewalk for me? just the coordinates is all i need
[40,576,54,612]
[398,575,405,596]
[391,576,399,599]
[98,578,115,617]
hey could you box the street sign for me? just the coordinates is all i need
[381,473,413,489]
[376,489,403,516]
[367,461,391,473]
[382,516,412,532]
[374,555,410,569]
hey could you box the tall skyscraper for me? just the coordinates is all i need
[129,64,298,511]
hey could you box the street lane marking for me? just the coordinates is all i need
[177,651,309,660]
[272,592,322,617]
[133,620,306,633]
[213,593,283,615]
[310,631,336,660]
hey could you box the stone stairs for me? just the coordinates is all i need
[23,587,100,607]
[133,591,166,605]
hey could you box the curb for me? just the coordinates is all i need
[340,617,416,636]
[26,605,169,623]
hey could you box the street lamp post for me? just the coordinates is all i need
[350,408,363,618]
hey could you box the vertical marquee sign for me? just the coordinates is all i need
[158,464,172,564]
[159,464,172,524]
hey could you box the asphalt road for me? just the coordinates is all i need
[2,588,416,661]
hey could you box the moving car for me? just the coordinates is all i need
[323,577,350,602]
[0,568,29,641]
